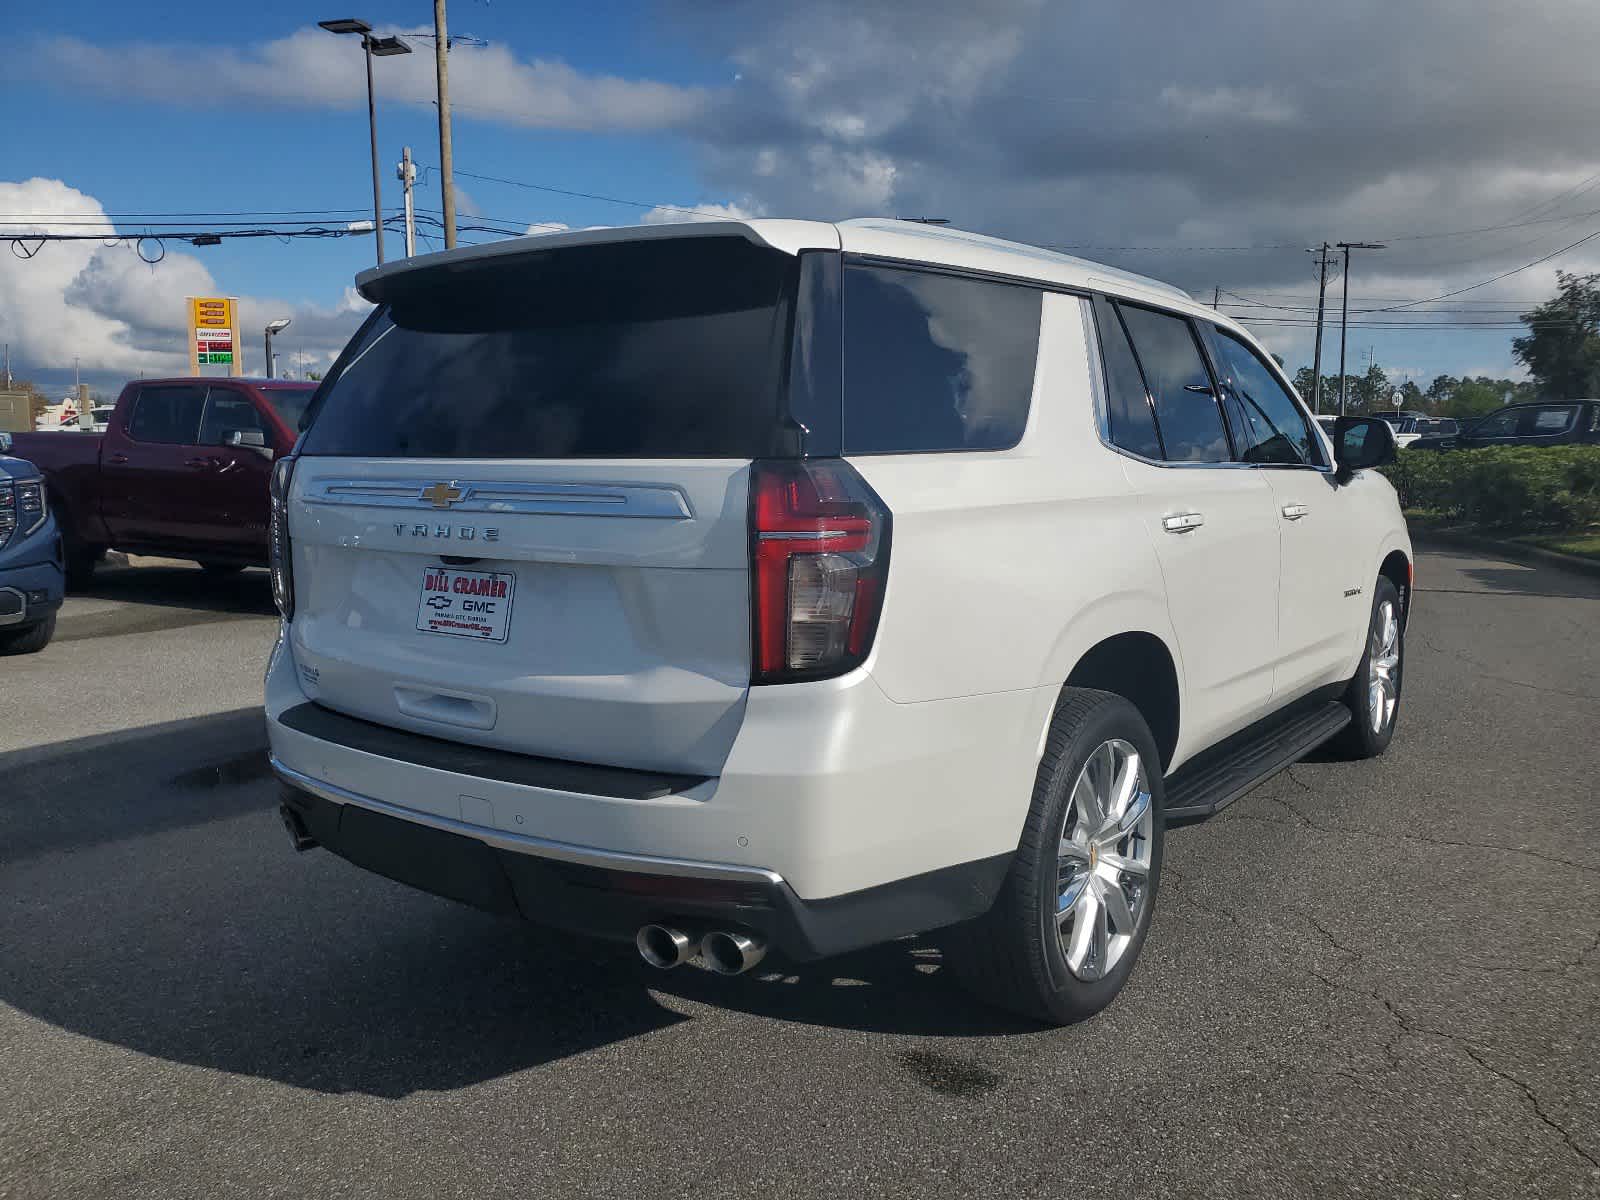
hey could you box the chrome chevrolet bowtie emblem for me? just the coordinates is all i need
[420,482,465,508]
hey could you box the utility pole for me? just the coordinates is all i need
[398,146,417,257]
[3,343,10,390]
[1309,242,1332,415]
[1336,241,1386,416]
[433,0,458,248]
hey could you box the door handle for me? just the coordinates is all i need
[183,457,213,469]
[1281,503,1309,521]
[1162,512,1205,534]
[108,453,129,465]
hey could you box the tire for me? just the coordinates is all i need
[1330,576,1403,760]
[198,562,246,577]
[947,688,1165,1025]
[58,516,103,591]
[0,614,56,655]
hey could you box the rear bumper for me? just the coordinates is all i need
[275,763,1010,960]
[265,625,1052,957]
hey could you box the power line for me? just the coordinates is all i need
[1370,227,1600,311]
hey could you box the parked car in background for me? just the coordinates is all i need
[1413,417,1458,438]
[267,218,1411,1025]
[7,378,315,585]
[1408,400,1600,451]
[1370,409,1429,447]
[0,434,65,654]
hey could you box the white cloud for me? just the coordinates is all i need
[641,201,760,225]
[31,29,710,133]
[523,222,571,236]
[0,178,368,384]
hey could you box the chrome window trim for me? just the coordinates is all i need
[1080,294,1335,474]
[271,756,786,886]
[301,477,694,519]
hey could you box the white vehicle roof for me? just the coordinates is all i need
[354,217,1242,336]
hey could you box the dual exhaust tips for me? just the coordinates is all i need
[636,924,767,976]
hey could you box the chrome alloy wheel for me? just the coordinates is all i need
[1055,739,1154,982]
[1368,599,1401,734]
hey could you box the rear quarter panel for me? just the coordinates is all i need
[850,293,1180,707]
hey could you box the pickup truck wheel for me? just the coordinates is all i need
[198,562,246,577]
[1330,576,1403,759]
[946,689,1164,1025]
[59,522,103,590]
[0,614,56,655]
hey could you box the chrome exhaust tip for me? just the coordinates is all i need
[636,924,699,970]
[701,930,767,976]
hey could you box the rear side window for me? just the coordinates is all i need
[128,384,207,444]
[1529,405,1578,433]
[301,238,795,459]
[1116,305,1231,463]
[1091,295,1163,459]
[842,264,1040,453]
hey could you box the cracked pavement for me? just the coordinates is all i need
[1,546,1597,1198]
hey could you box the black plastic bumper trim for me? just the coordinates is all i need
[277,780,1012,962]
[276,701,709,800]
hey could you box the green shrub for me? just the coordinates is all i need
[1380,445,1600,531]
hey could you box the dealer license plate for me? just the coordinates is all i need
[416,567,516,642]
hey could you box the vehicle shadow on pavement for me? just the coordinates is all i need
[0,709,1029,1100]
[643,941,1043,1037]
[77,559,277,617]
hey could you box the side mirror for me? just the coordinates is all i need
[224,428,269,452]
[1333,416,1397,482]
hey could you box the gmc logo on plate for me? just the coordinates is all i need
[394,523,501,542]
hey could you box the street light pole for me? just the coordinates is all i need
[319,20,412,267]
[1336,242,1386,415]
[363,35,383,264]
[265,319,292,379]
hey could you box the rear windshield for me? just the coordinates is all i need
[301,237,796,459]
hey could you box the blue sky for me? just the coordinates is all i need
[6,0,1600,396]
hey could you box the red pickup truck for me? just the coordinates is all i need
[9,377,315,585]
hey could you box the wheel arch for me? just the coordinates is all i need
[1379,548,1412,625]
[1064,631,1181,773]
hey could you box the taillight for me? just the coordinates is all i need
[750,458,891,684]
[269,456,295,620]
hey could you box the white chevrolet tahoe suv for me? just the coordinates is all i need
[268,219,1410,1023]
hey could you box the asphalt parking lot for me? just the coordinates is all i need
[2,547,1596,1199]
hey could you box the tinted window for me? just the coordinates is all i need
[1116,305,1230,463]
[1471,409,1518,437]
[1528,405,1578,433]
[128,385,207,444]
[842,264,1040,453]
[302,238,794,459]
[1205,326,1323,466]
[1091,295,1162,459]
[198,391,265,445]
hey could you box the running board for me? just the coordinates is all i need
[1163,701,1351,824]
